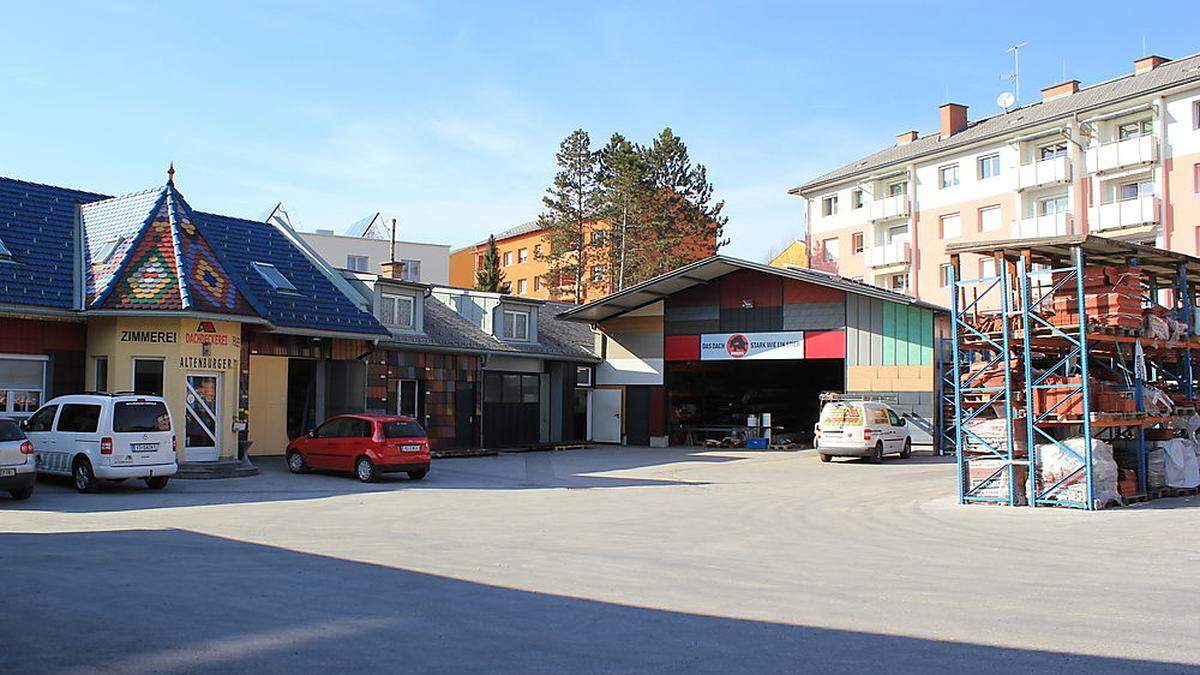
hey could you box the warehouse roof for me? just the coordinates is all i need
[790,52,1200,194]
[945,234,1200,280]
[557,255,946,324]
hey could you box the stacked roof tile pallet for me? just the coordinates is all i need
[947,237,1200,510]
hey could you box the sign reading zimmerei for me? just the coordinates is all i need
[699,331,805,361]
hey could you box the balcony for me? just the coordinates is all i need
[1017,155,1070,191]
[1011,212,1074,238]
[1085,135,1158,174]
[1090,195,1161,232]
[867,241,911,268]
[867,194,910,222]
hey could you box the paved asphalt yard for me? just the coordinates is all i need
[2,447,1198,674]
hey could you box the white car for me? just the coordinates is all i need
[25,394,177,493]
[814,399,912,463]
[0,418,36,500]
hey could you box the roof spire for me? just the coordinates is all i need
[167,162,175,186]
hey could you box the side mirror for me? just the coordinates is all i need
[19,419,29,431]
[307,429,317,438]
[898,418,908,427]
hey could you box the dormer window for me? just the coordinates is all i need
[95,236,123,264]
[251,262,298,293]
[502,308,530,341]
[380,293,416,330]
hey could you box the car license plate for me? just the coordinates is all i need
[0,468,15,477]
[131,443,159,453]
[402,444,422,452]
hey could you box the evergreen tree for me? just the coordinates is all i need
[474,235,508,293]
[598,133,652,293]
[540,129,603,303]
[642,128,728,276]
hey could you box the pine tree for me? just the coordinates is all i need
[540,129,603,303]
[474,235,508,293]
[598,133,652,293]
[642,128,728,276]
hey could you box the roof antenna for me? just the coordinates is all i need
[1141,35,1148,57]
[1003,41,1028,105]
[390,218,397,263]
[167,162,175,186]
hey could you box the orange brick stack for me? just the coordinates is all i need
[1050,265,1144,330]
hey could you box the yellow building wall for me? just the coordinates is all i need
[86,317,244,461]
[768,241,808,269]
[247,355,290,456]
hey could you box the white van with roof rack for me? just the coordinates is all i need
[814,397,912,464]
[24,393,177,492]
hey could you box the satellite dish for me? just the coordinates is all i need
[997,91,1016,110]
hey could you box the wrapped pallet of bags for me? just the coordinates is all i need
[1037,437,1120,505]
[1147,446,1167,490]
[1158,438,1200,489]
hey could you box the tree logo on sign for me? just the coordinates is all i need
[726,333,750,358]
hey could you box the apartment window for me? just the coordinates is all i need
[517,279,527,294]
[979,206,1002,232]
[851,189,864,209]
[518,248,528,263]
[940,263,955,287]
[0,357,46,417]
[399,259,421,282]
[821,237,840,260]
[1193,101,1200,130]
[940,213,962,238]
[1118,180,1153,202]
[888,273,908,292]
[590,265,606,283]
[821,195,838,216]
[887,181,907,196]
[576,366,593,387]
[1039,142,1068,160]
[1117,119,1153,140]
[132,358,165,397]
[93,357,108,393]
[379,294,416,330]
[1194,163,1200,194]
[887,223,908,243]
[978,153,1000,180]
[533,244,543,259]
[938,164,959,189]
[851,232,864,254]
[346,255,369,272]
[534,276,543,291]
[591,231,607,245]
[475,255,485,270]
[979,258,999,279]
[1038,196,1068,216]
[502,251,513,266]
[502,309,530,341]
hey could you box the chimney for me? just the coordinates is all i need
[1041,80,1080,102]
[380,260,407,280]
[939,103,968,138]
[1134,55,1170,73]
[895,130,919,145]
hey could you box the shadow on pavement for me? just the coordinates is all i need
[0,529,1186,674]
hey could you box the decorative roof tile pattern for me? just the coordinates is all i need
[793,53,1200,193]
[0,177,105,309]
[105,216,184,309]
[81,187,163,302]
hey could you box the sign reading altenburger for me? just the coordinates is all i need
[699,331,805,361]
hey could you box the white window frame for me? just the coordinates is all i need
[887,181,907,196]
[0,354,48,418]
[821,195,838,216]
[502,309,530,341]
[518,248,528,263]
[251,262,298,292]
[93,356,109,393]
[1038,196,1068,216]
[977,153,1000,180]
[399,259,421,282]
[851,232,864,254]
[978,206,1002,232]
[576,366,593,387]
[850,189,864,209]
[1038,142,1068,160]
[380,293,416,330]
[590,265,606,283]
[940,263,954,287]
[821,237,840,260]
[346,255,369,272]
[939,164,960,189]
[940,213,962,238]
[502,251,513,266]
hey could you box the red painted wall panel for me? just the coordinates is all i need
[664,335,700,361]
[804,330,846,359]
[649,385,666,436]
[783,279,844,305]
[670,282,720,308]
[719,269,783,308]
[0,319,85,353]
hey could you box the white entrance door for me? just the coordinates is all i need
[591,388,622,443]
[184,373,221,462]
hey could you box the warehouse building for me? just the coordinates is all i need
[558,257,946,446]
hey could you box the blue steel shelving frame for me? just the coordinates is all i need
[949,241,1200,510]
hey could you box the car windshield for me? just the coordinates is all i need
[820,403,863,427]
[113,401,171,433]
[0,419,24,441]
[383,421,426,439]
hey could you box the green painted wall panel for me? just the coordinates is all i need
[919,308,934,365]
[907,305,922,365]
[882,301,895,365]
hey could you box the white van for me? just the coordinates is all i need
[815,399,911,463]
[25,394,177,492]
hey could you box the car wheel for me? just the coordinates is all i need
[287,450,309,474]
[900,439,912,459]
[870,442,884,464]
[406,468,428,481]
[144,476,169,490]
[9,486,33,500]
[819,453,832,463]
[73,458,97,493]
[355,457,377,483]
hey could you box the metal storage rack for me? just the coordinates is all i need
[943,235,1200,510]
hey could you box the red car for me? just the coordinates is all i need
[286,414,431,482]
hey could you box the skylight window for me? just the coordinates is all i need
[251,262,298,292]
[0,237,12,263]
[95,237,123,264]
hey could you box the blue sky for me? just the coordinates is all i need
[1,1,1196,259]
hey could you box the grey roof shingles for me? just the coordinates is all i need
[793,53,1200,194]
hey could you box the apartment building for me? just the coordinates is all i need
[792,52,1200,307]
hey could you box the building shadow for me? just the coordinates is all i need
[0,529,1187,674]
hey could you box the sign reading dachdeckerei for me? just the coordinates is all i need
[699,331,805,361]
